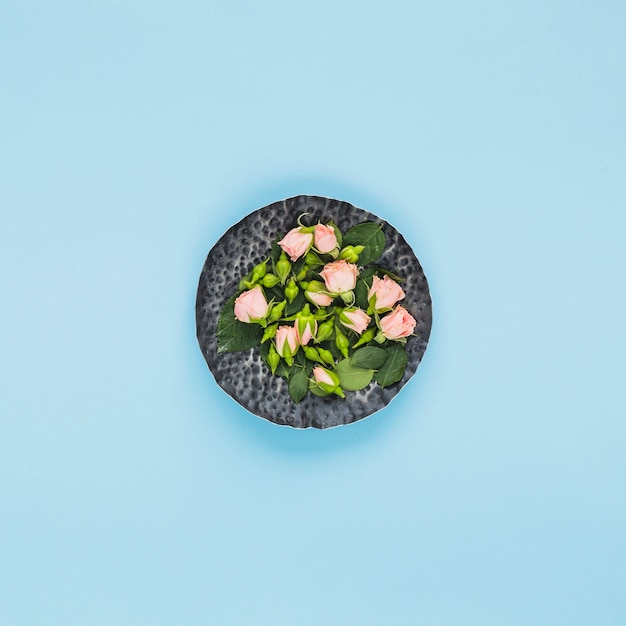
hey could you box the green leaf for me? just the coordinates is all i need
[275,360,291,378]
[342,222,385,266]
[295,349,307,367]
[264,285,284,302]
[293,255,307,276]
[335,359,374,391]
[353,281,369,310]
[308,380,330,397]
[289,368,308,403]
[353,267,377,309]
[351,346,388,370]
[217,333,262,353]
[372,265,405,283]
[259,341,270,359]
[375,343,408,388]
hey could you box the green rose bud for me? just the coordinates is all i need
[303,346,324,364]
[268,300,287,322]
[285,278,299,303]
[267,344,280,375]
[261,323,278,343]
[335,327,350,359]
[261,273,280,288]
[338,245,365,263]
[315,318,334,343]
[317,347,335,367]
[339,291,355,305]
[250,259,268,283]
[304,250,322,267]
[276,252,291,284]
[352,326,377,348]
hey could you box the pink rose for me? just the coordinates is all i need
[307,290,333,307]
[311,366,343,397]
[319,259,358,294]
[339,308,371,335]
[380,306,416,340]
[314,223,338,253]
[368,275,405,312]
[297,324,315,346]
[275,325,299,358]
[295,305,317,346]
[304,280,333,307]
[234,285,269,323]
[313,366,335,387]
[277,227,313,261]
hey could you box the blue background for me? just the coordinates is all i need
[2,1,625,624]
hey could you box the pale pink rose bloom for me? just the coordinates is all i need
[275,325,299,357]
[314,223,337,253]
[233,285,269,323]
[313,366,335,387]
[277,227,313,261]
[368,275,405,311]
[306,289,333,307]
[296,320,317,346]
[319,259,358,294]
[380,306,416,340]
[340,308,371,335]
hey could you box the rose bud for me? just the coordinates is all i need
[319,259,358,294]
[304,250,323,267]
[267,344,280,374]
[275,325,300,364]
[338,245,365,263]
[352,326,376,349]
[278,227,314,261]
[275,252,291,284]
[304,280,333,307]
[314,317,334,343]
[294,304,317,346]
[368,274,405,313]
[338,307,371,335]
[316,347,335,367]
[334,326,350,359]
[261,323,278,343]
[250,259,268,282]
[303,346,324,364]
[261,273,280,288]
[233,285,269,323]
[313,223,338,254]
[311,366,345,398]
[268,299,287,322]
[285,277,299,303]
[379,305,417,340]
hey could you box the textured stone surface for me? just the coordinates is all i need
[196,195,432,428]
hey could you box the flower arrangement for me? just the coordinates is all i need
[215,216,418,403]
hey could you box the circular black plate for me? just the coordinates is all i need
[196,195,432,428]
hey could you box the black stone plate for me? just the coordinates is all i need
[196,195,432,429]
